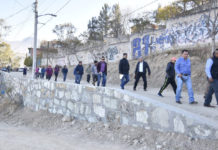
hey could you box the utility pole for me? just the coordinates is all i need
[32,0,38,79]
[31,0,56,79]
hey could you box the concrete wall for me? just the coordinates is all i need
[1,72,218,139]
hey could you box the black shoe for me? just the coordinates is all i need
[144,89,147,91]
[204,104,215,108]
[190,101,198,104]
[133,88,136,91]
[158,93,163,97]
[176,101,182,104]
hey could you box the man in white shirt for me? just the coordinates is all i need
[133,57,151,91]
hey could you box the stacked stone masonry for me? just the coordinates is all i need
[1,72,218,139]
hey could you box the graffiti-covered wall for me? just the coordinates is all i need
[41,38,130,66]
[131,12,218,58]
[40,10,218,66]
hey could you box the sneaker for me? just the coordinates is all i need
[204,104,215,108]
[190,101,198,104]
[158,93,163,97]
[176,101,182,104]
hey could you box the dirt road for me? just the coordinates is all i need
[0,123,132,150]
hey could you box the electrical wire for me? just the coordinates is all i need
[38,0,72,30]
[5,4,32,20]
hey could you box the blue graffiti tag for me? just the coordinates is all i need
[132,38,141,58]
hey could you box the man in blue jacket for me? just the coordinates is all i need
[175,50,198,104]
[133,57,151,91]
[204,49,218,107]
[119,53,130,89]
[158,57,177,97]
[74,61,84,84]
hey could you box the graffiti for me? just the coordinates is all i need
[132,38,141,58]
[132,14,217,57]
[107,46,118,61]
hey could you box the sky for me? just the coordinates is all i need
[0,0,175,53]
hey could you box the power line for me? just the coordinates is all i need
[38,0,72,30]
[122,0,159,18]
[5,4,32,20]
[40,0,58,14]
[13,0,24,7]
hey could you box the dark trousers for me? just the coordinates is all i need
[134,72,147,90]
[204,79,218,105]
[87,74,91,83]
[46,75,52,81]
[158,77,177,94]
[92,74,98,86]
[40,73,45,79]
[54,73,58,81]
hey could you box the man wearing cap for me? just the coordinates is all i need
[175,50,198,104]
[133,56,151,91]
[158,57,177,97]
[97,56,107,87]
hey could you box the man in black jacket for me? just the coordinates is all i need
[158,57,177,97]
[133,57,151,91]
[119,53,130,89]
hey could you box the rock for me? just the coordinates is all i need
[133,139,139,145]
[156,144,163,149]
[71,120,76,125]
[62,116,73,122]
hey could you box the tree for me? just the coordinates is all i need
[129,15,152,34]
[0,19,10,40]
[110,4,123,37]
[88,17,103,40]
[192,0,218,54]
[24,56,32,67]
[98,3,111,37]
[53,23,82,55]
[155,4,183,22]
[155,0,210,22]
[0,42,14,67]
[12,56,21,68]
[53,23,76,43]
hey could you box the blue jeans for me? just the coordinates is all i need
[75,74,82,84]
[120,74,129,89]
[63,73,67,82]
[176,75,194,103]
[97,73,107,87]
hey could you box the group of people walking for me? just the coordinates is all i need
[73,56,107,86]
[24,49,218,108]
[30,65,69,82]
[157,49,218,107]
[119,49,218,107]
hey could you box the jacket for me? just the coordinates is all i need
[74,65,84,75]
[46,68,53,76]
[97,61,107,75]
[62,68,68,74]
[135,61,151,75]
[166,62,175,78]
[119,58,130,74]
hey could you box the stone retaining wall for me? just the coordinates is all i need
[1,72,218,139]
